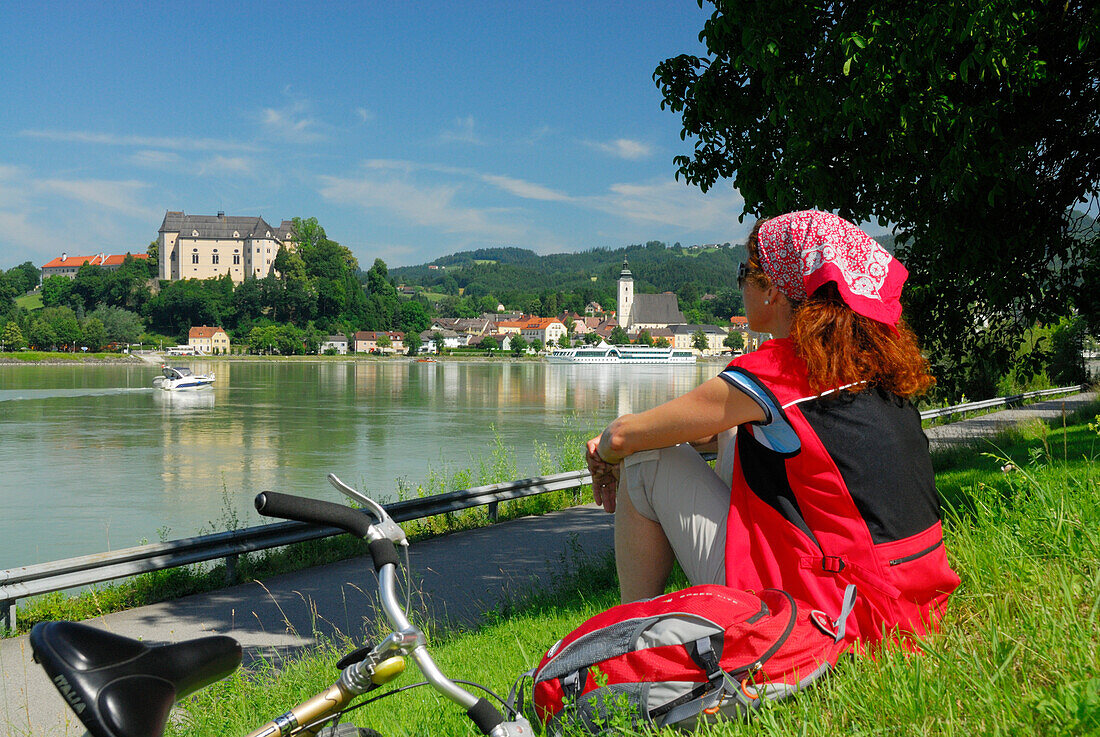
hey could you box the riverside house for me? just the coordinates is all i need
[188,325,230,355]
[353,331,405,355]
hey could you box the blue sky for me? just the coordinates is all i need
[0,1,760,272]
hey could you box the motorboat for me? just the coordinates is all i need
[153,365,215,390]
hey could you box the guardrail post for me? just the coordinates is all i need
[224,554,239,586]
[487,501,499,521]
[1,598,15,633]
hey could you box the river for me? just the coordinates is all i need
[0,359,719,568]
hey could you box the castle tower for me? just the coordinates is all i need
[617,259,634,330]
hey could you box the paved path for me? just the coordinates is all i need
[2,390,1094,736]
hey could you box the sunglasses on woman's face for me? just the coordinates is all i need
[737,262,749,289]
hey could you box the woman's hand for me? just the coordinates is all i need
[586,435,621,513]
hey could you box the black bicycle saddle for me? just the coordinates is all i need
[31,620,242,737]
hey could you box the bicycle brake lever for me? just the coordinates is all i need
[328,473,407,546]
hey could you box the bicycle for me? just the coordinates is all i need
[30,474,535,737]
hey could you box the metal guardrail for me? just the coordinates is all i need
[0,469,593,630]
[917,384,1089,421]
[1,382,1089,631]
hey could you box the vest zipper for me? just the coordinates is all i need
[888,539,942,566]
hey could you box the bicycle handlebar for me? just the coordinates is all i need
[253,487,514,734]
[255,491,376,539]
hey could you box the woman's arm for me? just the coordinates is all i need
[596,376,766,464]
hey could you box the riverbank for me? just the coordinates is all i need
[0,351,146,365]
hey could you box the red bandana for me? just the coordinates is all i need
[756,211,907,327]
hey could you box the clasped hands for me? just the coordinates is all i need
[586,434,622,513]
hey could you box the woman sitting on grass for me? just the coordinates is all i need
[586,210,960,644]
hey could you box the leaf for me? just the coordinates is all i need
[843,58,853,76]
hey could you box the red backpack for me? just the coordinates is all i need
[532,584,857,732]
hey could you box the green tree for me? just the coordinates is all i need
[655,1,1100,399]
[691,329,709,353]
[41,307,81,350]
[398,300,431,336]
[479,336,499,352]
[40,275,73,308]
[377,334,392,352]
[27,319,56,350]
[510,334,528,356]
[1,321,24,351]
[405,331,423,355]
[654,336,671,348]
[608,326,629,345]
[430,330,445,354]
[636,329,654,346]
[81,317,108,351]
[88,306,144,345]
[724,331,745,353]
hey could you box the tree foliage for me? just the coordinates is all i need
[655,0,1099,399]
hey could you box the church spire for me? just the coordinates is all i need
[619,259,633,279]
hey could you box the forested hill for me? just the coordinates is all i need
[389,235,896,306]
[390,241,749,306]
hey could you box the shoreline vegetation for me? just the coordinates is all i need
[164,403,1097,735]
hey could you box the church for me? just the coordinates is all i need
[616,260,686,331]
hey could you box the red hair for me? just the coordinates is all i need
[746,225,934,398]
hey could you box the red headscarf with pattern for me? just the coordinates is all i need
[755,210,907,327]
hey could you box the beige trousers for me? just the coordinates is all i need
[620,440,732,587]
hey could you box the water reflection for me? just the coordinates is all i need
[0,360,720,566]
[153,387,215,412]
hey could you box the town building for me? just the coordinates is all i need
[616,261,687,331]
[187,325,230,355]
[158,211,296,283]
[418,329,466,353]
[320,335,349,355]
[670,324,728,356]
[41,252,149,279]
[353,331,406,354]
[518,317,567,347]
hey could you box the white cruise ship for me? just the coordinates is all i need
[547,342,696,364]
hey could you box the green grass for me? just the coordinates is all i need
[14,292,41,310]
[0,350,137,362]
[165,408,1100,737]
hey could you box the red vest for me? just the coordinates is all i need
[723,340,959,645]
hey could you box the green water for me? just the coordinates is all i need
[0,359,717,567]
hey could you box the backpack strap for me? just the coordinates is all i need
[505,666,537,717]
[559,668,588,701]
[833,585,858,643]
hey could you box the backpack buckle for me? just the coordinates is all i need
[821,556,846,573]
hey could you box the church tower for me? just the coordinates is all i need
[617,259,634,330]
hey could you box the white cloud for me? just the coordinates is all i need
[479,174,572,203]
[356,107,375,123]
[20,129,258,152]
[261,101,326,143]
[360,159,571,203]
[439,115,484,145]
[0,210,62,263]
[197,156,256,177]
[35,179,160,221]
[319,172,521,241]
[590,179,746,233]
[586,138,653,160]
[129,150,182,168]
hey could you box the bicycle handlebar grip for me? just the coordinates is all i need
[466,698,505,735]
[255,491,375,539]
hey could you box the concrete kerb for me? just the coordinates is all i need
[2,390,1096,736]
